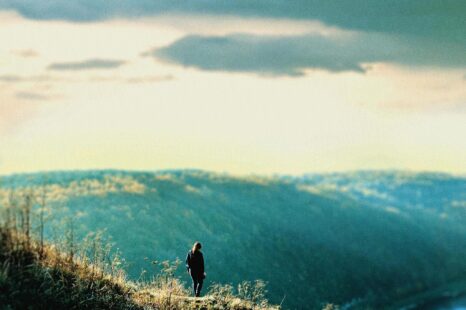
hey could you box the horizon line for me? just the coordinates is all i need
[1,167,464,179]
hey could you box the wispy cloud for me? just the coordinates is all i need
[0,74,64,83]
[124,75,174,83]
[0,75,23,82]
[151,33,466,76]
[15,91,50,101]
[86,74,174,84]
[47,58,126,71]
[12,49,39,57]
[0,73,172,84]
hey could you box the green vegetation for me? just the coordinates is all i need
[0,212,277,309]
[1,170,465,309]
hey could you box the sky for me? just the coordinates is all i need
[0,1,465,175]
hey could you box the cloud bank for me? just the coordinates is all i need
[0,0,464,46]
[0,0,466,42]
[151,33,466,76]
[2,1,464,76]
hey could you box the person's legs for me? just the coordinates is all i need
[195,278,203,297]
[191,276,198,296]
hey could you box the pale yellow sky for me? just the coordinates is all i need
[1,12,465,175]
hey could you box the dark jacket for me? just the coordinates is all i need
[186,250,204,277]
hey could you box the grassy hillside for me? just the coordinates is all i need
[1,170,465,309]
[0,227,277,309]
[0,228,141,309]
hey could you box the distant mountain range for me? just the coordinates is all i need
[1,170,465,309]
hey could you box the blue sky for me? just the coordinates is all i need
[0,1,465,174]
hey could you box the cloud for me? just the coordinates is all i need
[124,75,174,83]
[0,74,62,83]
[2,1,463,75]
[15,91,49,101]
[151,33,466,76]
[0,1,464,46]
[0,73,172,85]
[152,34,363,75]
[88,75,174,83]
[47,58,126,71]
[0,75,23,82]
[12,49,39,57]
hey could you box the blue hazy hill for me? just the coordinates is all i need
[1,170,465,309]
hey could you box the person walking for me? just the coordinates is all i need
[186,241,205,297]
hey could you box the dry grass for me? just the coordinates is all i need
[0,227,279,310]
[0,188,279,309]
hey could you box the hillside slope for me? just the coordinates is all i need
[0,227,277,309]
[1,170,465,309]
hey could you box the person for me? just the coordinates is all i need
[186,241,205,297]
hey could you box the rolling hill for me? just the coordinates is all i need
[1,170,465,309]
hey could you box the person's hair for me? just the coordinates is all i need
[192,242,202,253]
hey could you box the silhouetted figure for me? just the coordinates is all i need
[186,241,205,297]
